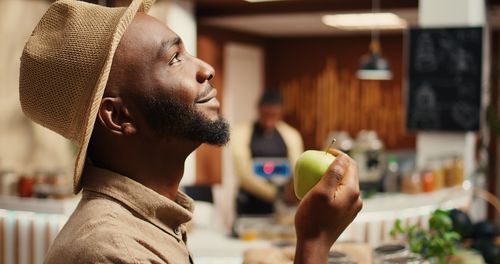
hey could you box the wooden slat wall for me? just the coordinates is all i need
[280,59,411,150]
[267,34,415,150]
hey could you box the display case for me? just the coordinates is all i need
[0,196,79,264]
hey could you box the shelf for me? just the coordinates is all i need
[356,186,472,222]
[0,195,79,215]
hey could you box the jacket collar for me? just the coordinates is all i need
[81,165,193,238]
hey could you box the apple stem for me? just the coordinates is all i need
[324,138,337,154]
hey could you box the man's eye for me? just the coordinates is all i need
[169,53,181,65]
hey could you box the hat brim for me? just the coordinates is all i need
[73,0,154,194]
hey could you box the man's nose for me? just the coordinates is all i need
[196,59,215,83]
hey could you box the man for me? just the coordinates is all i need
[19,0,362,263]
[232,90,303,215]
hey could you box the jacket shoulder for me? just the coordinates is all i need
[44,197,143,264]
[276,121,301,138]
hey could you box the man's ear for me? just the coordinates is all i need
[97,97,137,135]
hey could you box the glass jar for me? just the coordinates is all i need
[0,170,17,196]
[18,175,35,197]
[401,170,422,194]
[421,170,435,193]
[443,158,455,187]
[453,157,464,186]
[430,160,445,190]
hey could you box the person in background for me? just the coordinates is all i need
[19,0,362,263]
[231,90,304,215]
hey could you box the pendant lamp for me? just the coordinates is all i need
[356,0,393,80]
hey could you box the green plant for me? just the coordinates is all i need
[390,209,462,264]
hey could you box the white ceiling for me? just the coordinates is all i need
[201,7,500,37]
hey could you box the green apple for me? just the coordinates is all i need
[294,150,336,200]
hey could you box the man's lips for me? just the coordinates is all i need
[196,88,217,104]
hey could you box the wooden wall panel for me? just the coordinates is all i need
[196,34,224,184]
[195,26,265,184]
[266,34,416,150]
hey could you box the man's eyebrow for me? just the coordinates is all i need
[158,37,181,58]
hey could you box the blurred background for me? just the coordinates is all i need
[1,0,500,263]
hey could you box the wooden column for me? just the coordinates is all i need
[195,34,224,184]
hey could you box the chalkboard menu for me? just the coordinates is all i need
[406,27,483,131]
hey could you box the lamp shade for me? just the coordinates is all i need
[356,39,393,80]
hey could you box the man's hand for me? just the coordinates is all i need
[294,149,362,264]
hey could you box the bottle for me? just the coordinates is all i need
[383,155,400,193]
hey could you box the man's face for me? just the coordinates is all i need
[258,104,283,132]
[109,14,229,145]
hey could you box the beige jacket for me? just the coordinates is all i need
[231,121,304,202]
[44,165,194,264]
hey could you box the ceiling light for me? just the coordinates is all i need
[355,0,393,80]
[357,57,393,80]
[356,39,393,80]
[322,13,407,30]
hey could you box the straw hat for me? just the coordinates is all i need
[19,0,155,193]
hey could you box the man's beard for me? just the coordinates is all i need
[137,94,230,146]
